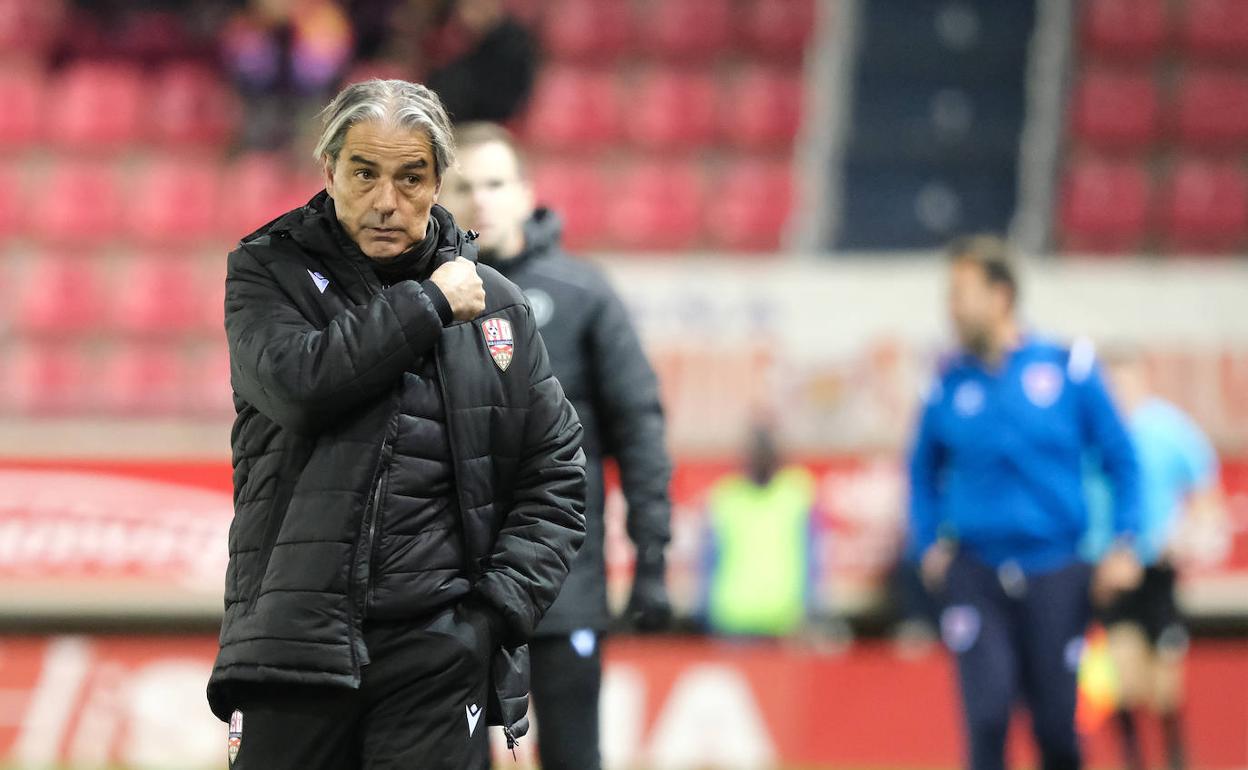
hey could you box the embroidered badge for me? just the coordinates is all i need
[228,709,243,766]
[482,318,515,371]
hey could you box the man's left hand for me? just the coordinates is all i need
[624,550,671,633]
[1092,545,1143,607]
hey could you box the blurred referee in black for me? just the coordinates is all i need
[439,122,673,770]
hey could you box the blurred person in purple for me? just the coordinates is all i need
[221,0,355,148]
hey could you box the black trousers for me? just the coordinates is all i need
[942,555,1092,770]
[529,630,603,770]
[229,606,492,770]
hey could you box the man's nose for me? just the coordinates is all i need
[373,179,398,215]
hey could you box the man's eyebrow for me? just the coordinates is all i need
[348,155,378,167]
[400,159,429,170]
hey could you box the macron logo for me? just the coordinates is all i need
[308,270,329,294]
[466,703,483,737]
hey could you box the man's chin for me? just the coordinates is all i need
[361,240,410,262]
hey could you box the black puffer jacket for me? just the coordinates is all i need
[207,193,586,736]
[485,209,671,634]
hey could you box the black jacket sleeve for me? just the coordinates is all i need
[591,284,673,553]
[224,244,446,434]
[475,307,587,642]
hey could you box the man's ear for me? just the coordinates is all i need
[322,157,336,198]
[433,175,443,202]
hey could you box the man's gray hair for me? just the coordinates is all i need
[313,79,456,177]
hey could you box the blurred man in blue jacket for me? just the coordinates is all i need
[908,235,1143,770]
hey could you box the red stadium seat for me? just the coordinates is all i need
[736,0,816,62]
[1081,0,1169,61]
[639,0,733,62]
[198,255,227,335]
[1059,157,1152,253]
[1173,70,1248,150]
[1070,69,1161,152]
[625,69,719,150]
[1159,158,1248,253]
[530,160,608,251]
[607,162,706,251]
[127,158,222,243]
[0,64,44,149]
[722,67,804,150]
[109,253,205,336]
[1,343,90,415]
[220,153,321,238]
[31,160,125,243]
[98,343,186,415]
[149,64,240,147]
[522,68,621,150]
[0,162,24,236]
[1179,0,1248,63]
[47,62,146,149]
[541,0,634,62]
[12,252,106,336]
[706,159,794,251]
[184,344,234,416]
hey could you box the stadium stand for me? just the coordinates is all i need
[0,0,817,417]
[1059,0,1248,254]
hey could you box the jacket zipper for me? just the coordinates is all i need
[435,341,482,581]
[343,260,393,678]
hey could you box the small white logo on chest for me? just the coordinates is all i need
[1022,362,1064,408]
[466,703,483,736]
[308,270,329,294]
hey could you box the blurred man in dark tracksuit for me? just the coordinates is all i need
[439,122,673,770]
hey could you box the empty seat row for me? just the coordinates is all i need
[0,154,790,252]
[0,61,239,150]
[531,158,794,252]
[523,66,803,151]
[0,154,321,243]
[0,343,232,417]
[1072,68,1248,151]
[1059,156,1248,253]
[1084,0,1248,63]
[541,0,814,64]
[2,254,224,338]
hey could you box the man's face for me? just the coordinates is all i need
[439,140,534,258]
[948,259,1008,356]
[323,121,441,261]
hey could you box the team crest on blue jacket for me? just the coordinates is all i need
[482,318,515,371]
[1022,362,1064,407]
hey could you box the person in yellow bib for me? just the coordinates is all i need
[702,426,819,637]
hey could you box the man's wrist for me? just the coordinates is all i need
[421,279,454,326]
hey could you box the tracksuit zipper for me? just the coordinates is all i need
[435,340,481,582]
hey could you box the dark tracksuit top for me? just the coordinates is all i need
[483,209,672,635]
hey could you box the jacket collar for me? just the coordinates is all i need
[482,207,563,276]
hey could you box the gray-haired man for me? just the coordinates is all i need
[206,79,587,770]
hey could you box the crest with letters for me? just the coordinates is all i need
[228,710,243,766]
[482,318,515,371]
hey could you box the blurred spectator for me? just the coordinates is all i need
[700,425,820,638]
[220,0,355,148]
[1086,346,1229,770]
[425,0,537,123]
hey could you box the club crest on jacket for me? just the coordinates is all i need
[482,318,515,371]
